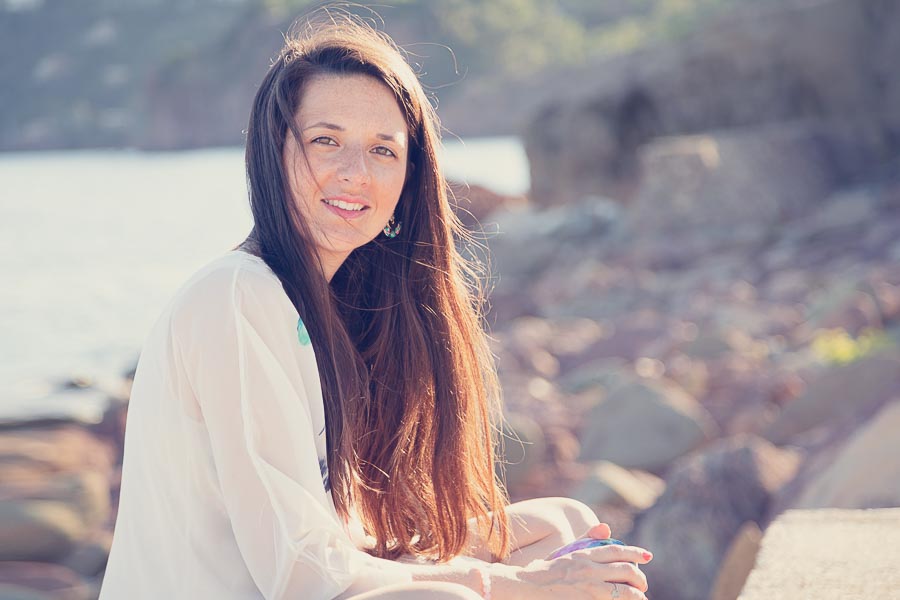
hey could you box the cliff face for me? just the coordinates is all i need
[522,0,900,207]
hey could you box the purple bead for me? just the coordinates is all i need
[548,537,626,560]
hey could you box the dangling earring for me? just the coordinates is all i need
[383,214,401,238]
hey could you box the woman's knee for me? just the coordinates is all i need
[528,496,598,538]
[553,497,599,532]
[509,496,599,541]
[421,582,483,600]
[345,581,482,600]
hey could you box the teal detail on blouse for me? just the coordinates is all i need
[297,317,311,346]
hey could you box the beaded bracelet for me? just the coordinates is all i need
[477,566,491,600]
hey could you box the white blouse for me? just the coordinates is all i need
[100,250,414,599]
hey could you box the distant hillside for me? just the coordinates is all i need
[2,0,762,150]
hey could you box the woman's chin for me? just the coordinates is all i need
[316,235,376,259]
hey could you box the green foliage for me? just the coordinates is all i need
[811,327,893,365]
[258,0,755,80]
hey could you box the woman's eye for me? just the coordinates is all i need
[372,146,396,157]
[311,136,337,146]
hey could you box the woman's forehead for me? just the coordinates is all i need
[297,73,408,136]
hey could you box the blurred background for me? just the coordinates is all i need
[2,0,900,598]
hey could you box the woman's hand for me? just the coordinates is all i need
[491,541,652,600]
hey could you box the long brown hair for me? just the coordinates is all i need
[243,10,510,562]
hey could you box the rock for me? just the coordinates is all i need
[726,403,778,438]
[544,426,581,464]
[524,0,900,207]
[0,585,56,600]
[89,399,128,456]
[566,310,676,365]
[62,530,112,578]
[0,562,92,600]
[791,188,879,240]
[447,181,528,231]
[557,358,632,395]
[2,471,110,532]
[682,329,736,361]
[709,521,762,600]
[501,317,560,378]
[0,426,114,475]
[484,199,623,320]
[738,509,900,600]
[799,277,885,339]
[791,400,900,509]
[631,436,800,600]
[762,269,815,303]
[579,376,717,472]
[763,351,900,446]
[662,354,709,400]
[571,461,664,511]
[0,501,86,562]
[628,123,837,235]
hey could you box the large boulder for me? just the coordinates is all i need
[0,424,115,564]
[524,0,900,207]
[62,530,112,578]
[0,501,86,562]
[617,123,848,268]
[484,198,623,320]
[763,351,900,446]
[738,508,900,600]
[631,435,800,600]
[0,562,92,600]
[791,400,900,509]
[0,426,115,475]
[578,376,717,473]
[709,521,762,600]
[571,461,664,511]
[631,124,838,228]
[447,181,528,232]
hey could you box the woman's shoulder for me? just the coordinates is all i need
[168,250,293,325]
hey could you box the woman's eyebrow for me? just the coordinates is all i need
[303,121,343,131]
[376,132,405,143]
[303,121,405,144]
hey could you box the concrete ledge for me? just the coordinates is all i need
[738,508,900,599]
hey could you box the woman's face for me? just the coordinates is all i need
[283,73,409,280]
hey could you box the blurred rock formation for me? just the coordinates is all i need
[524,0,900,207]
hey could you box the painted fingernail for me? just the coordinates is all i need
[642,551,653,561]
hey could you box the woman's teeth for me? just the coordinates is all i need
[324,198,365,211]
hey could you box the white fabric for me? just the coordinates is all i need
[100,251,413,600]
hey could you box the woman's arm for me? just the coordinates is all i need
[340,545,651,600]
[461,497,613,566]
[175,264,413,598]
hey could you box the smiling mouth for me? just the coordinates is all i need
[322,198,368,211]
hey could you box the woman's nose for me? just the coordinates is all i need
[337,147,370,186]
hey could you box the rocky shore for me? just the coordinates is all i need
[3,156,898,599]
[3,0,900,598]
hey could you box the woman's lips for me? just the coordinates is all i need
[321,199,369,219]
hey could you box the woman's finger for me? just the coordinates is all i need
[605,580,648,600]
[595,561,648,593]
[578,543,653,565]
[567,553,649,593]
[583,523,612,540]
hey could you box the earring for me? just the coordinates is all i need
[383,214,401,238]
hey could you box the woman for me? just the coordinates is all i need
[100,12,652,600]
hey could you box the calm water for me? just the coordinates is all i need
[0,137,529,420]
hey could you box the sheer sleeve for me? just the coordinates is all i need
[171,260,412,599]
